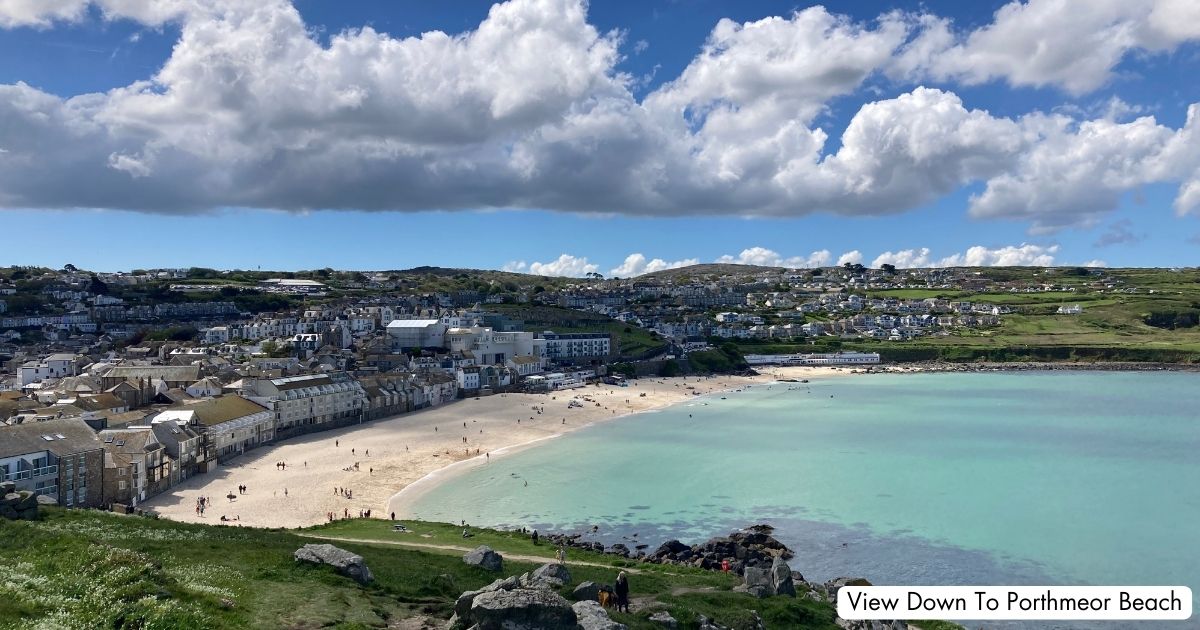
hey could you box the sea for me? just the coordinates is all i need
[399,371,1200,627]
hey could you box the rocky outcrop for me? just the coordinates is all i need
[463,545,504,572]
[770,556,796,597]
[733,567,773,598]
[526,562,571,588]
[293,544,373,584]
[0,482,41,521]
[571,581,604,601]
[466,588,577,629]
[648,610,678,628]
[572,600,626,630]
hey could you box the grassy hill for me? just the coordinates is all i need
[490,304,668,359]
[0,510,849,629]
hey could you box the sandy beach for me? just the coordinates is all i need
[142,367,853,528]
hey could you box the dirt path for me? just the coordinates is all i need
[298,533,643,573]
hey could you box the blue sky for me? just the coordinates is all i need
[1,0,1199,273]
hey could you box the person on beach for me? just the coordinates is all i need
[615,571,630,612]
[531,530,539,545]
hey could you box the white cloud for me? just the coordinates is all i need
[895,0,1200,95]
[501,260,527,273]
[608,253,698,278]
[871,244,1059,268]
[0,0,1198,236]
[523,254,599,277]
[1083,259,1109,268]
[836,250,863,266]
[715,247,831,268]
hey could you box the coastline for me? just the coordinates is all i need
[142,366,852,529]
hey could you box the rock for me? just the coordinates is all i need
[35,494,57,506]
[463,545,504,572]
[468,588,577,629]
[608,543,630,557]
[293,544,373,584]
[529,562,571,588]
[453,576,522,619]
[0,481,14,494]
[697,615,730,630]
[770,556,796,597]
[734,567,773,598]
[572,581,603,601]
[572,600,627,630]
[825,577,872,602]
[649,611,678,628]
[652,540,689,558]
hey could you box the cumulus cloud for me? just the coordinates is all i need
[715,247,831,268]
[871,244,1059,268]
[836,250,863,266]
[0,0,1199,235]
[608,253,699,278]
[894,0,1200,95]
[1083,259,1109,268]
[506,254,599,277]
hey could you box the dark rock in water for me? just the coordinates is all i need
[463,545,504,572]
[572,580,604,601]
[609,543,630,557]
[573,600,627,630]
[652,539,690,558]
[469,588,577,630]
[770,556,796,597]
[294,544,373,584]
[528,562,571,588]
[649,610,679,628]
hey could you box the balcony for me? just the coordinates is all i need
[31,465,58,477]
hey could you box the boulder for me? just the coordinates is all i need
[572,600,627,630]
[35,494,57,506]
[649,611,678,628]
[528,562,571,588]
[733,566,773,598]
[770,556,796,597]
[293,544,373,584]
[468,588,576,629]
[608,543,630,557]
[652,540,689,558]
[697,615,730,630]
[453,576,521,619]
[825,577,872,602]
[463,545,504,572]
[572,581,604,601]
[0,481,14,494]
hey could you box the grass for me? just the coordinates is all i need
[491,304,668,359]
[0,510,853,630]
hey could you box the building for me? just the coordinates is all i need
[100,365,202,392]
[0,417,105,508]
[18,353,80,387]
[386,319,447,349]
[539,332,612,363]
[241,373,365,440]
[187,396,274,462]
[743,352,881,366]
[98,427,170,506]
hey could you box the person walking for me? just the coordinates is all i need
[615,571,630,613]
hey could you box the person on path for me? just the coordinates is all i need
[556,545,566,564]
[615,571,630,613]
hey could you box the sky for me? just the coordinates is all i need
[1,0,1199,275]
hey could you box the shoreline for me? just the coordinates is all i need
[142,367,850,529]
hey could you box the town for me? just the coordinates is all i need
[0,260,1189,513]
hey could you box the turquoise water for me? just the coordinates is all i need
[403,372,1200,597]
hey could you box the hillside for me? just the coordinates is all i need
[0,509,852,630]
[636,264,777,282]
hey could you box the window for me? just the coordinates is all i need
[118,480,126,491]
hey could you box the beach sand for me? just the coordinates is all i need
[142,367,852,528]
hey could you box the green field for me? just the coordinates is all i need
[0,510,850,630]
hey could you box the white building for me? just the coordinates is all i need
[386,319,447,349]
[18,354,79,387]
[540,332,611,362]
[242,373,366,438]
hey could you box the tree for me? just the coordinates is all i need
[63,263,78,273]
[880,263,897,274]
[88,275,109,295]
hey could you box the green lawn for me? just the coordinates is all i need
[0,510,845,630]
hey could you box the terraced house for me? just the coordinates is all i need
[0,417,104,508]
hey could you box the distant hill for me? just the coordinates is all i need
[635,263,780,281]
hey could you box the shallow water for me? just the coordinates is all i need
[403,372,1200,621]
